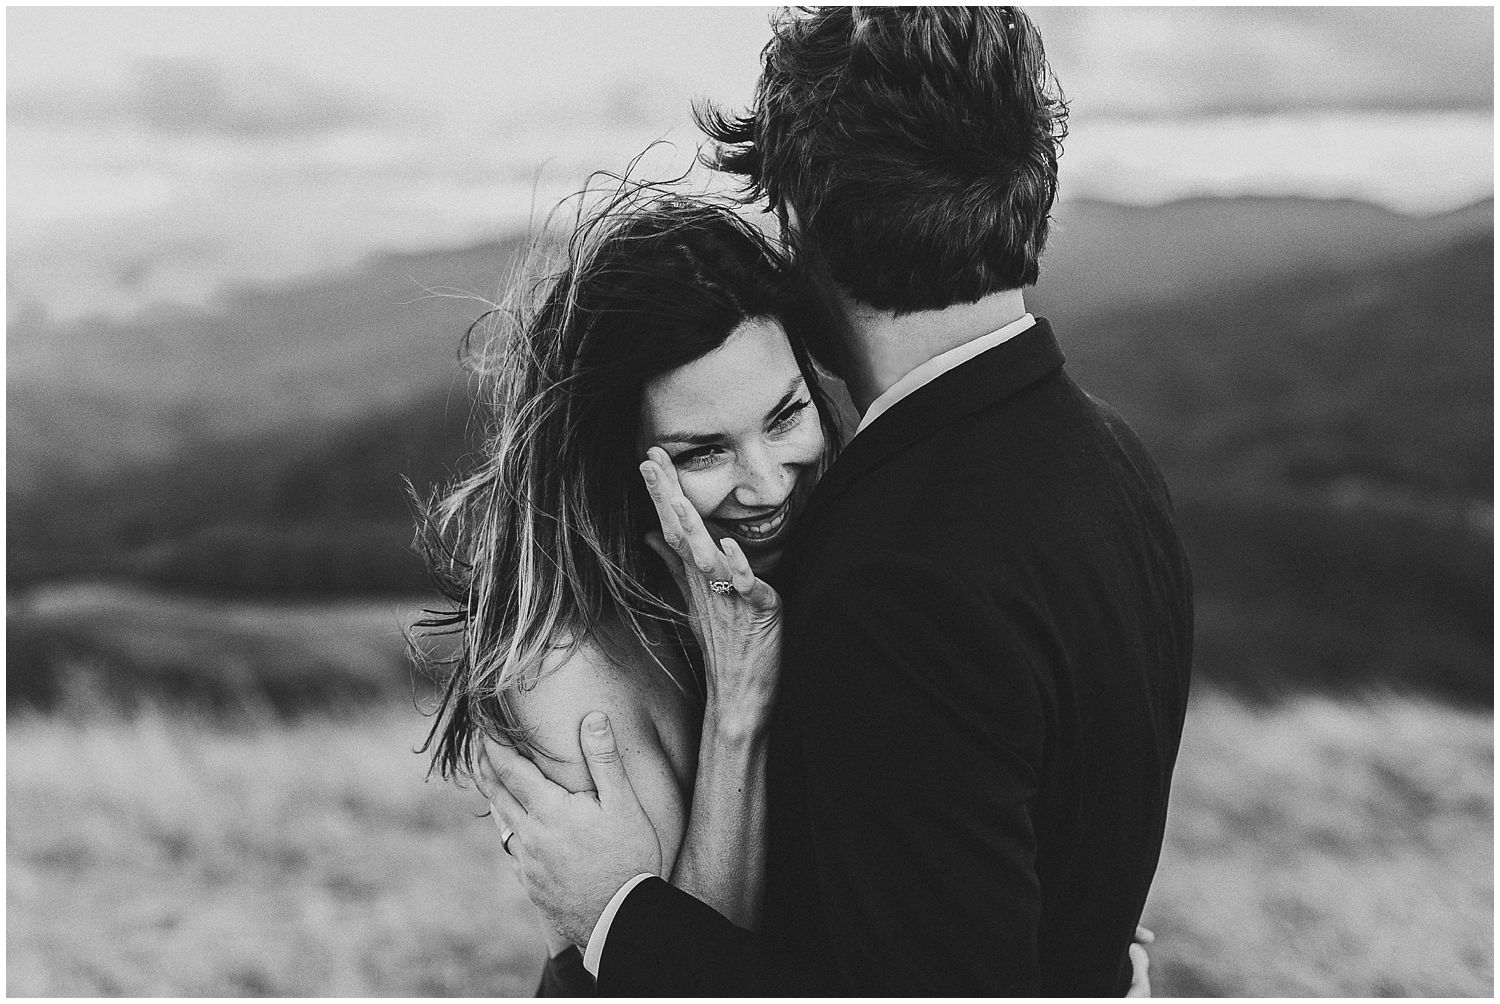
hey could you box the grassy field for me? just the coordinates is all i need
[7,708,544,996]
[7,586,439,715]
[7,689,1491,996]
[1145,693,1492,996]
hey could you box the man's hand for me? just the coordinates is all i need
[1126,925,1154,997]
[482,712,664,947]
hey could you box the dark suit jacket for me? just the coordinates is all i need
[598,319,1193,995]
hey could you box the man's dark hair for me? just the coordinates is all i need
[698,7,1068,313]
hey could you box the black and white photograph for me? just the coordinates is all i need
[7,6,1492,997]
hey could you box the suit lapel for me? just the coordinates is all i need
[797,318,1066,529]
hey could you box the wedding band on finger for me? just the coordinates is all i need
[709,579,736,595]
[500,827,516,855]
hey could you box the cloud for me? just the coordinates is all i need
[1061,111,1493,216]
[1031,7,1493,117]
[10,57,392,136]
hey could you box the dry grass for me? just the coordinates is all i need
[8,585,433,715]
[1144,691,1493,996]
[7,709,545,996]
[7,690,1492,996]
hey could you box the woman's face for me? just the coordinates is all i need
[639,316,825,575]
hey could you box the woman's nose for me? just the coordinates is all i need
[733,452,792,508]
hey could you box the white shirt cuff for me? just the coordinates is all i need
[581,872,656,978]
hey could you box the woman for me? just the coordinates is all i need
[415,186,844,991]
[416,188,1152,994]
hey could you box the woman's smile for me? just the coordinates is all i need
[710,490,799,549]
[640,316,828,573]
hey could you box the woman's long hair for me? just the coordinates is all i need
[415,181,842,781]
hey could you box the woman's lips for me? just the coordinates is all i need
[711,494,796,549]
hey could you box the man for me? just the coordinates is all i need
[489,8,1191,994]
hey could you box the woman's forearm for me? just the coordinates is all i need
[667,707,771,930]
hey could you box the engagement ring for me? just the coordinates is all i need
[709,579,735,595]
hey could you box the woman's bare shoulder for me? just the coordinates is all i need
[506,631,699,795]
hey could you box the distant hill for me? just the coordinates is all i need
[11,195,1490,483]
[8,237,526,487]
[10,196,1491,488]
[8,383,475,595]
[7,195,1492,703]
[1035,196,1493,318]
[1055,229,1493,502]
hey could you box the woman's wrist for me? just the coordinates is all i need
[701,700,773,746]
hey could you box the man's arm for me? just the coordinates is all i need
[781,548,1046,991]
[597,550,1047,995]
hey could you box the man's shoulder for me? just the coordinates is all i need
[792,394,1069,565]
[791,377,1185,595]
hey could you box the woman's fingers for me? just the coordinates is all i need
[669,499,727,576]
[720,537,778,611]
[644,446,753,591]
[643,448,727,577]
[720,537,757,594]
[1134,925,1155,945]
[643,531,690,594]
[642,447,722,578]
[646,446,685,498]
[639,457,687,552]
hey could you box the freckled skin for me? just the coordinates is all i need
[639,317,826,575]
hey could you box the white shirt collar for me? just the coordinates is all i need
[852,313,1036,438]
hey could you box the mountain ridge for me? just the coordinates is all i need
[9,193,1491,517]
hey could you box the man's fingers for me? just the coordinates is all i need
[495,822,524,881]
[1127,941,1151,998]
[488,799,523,855]
[478,737,553,813]
[478,742,524,818]
[484,770,527,830]
[578,712,637,808]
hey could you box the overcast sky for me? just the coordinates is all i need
[8,6,1493,321]
[9,6,1493,132]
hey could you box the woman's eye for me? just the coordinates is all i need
[770,398,812,433]
[673,447,723,471]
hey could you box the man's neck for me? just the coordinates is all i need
[835,288,1030,413]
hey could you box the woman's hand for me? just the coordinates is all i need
[1126,925,1154,997]
[639,446,782,730]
